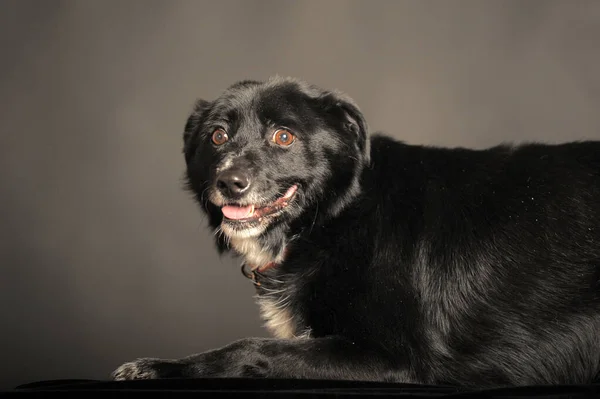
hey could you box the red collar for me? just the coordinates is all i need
[241,262,277,286]
[240,249,288,286]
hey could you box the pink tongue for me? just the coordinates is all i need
[222,205,253,220]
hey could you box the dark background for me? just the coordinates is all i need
[1,0,599,390]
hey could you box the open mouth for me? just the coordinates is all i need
[221,185,298,223]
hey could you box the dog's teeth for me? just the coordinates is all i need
[250,205,255,216]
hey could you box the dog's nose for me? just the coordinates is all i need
[216,169,251,197]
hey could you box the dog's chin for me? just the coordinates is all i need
[220,218,271,239]
[216,185,298,239]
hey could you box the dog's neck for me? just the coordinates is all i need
[229,235,287,272]
[226,183,363,275]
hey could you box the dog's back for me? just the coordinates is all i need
[293,135,600,386]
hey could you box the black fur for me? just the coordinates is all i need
[112,76,600,388]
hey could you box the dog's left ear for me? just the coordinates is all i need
[183,99,211,163]
[320,92,371,163]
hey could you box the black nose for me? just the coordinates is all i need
[216,169,251,197]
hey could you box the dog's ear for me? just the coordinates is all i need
[183,99,211,163]
[319,92,371,163]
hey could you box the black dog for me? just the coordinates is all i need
[112,77,600,388]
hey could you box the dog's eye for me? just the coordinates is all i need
[273,129,295,147]
[211,129,229,146]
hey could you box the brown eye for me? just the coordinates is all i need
[273,129,295,147]
[211,128,228,146]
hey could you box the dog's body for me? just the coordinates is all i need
[113,77,600,388]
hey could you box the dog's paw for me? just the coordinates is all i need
[112,358,178,380]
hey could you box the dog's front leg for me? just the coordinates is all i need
[112,336,412,382]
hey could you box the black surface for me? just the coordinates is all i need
[2,379,599,398]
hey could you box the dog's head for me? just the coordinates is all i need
[183,77,370,252]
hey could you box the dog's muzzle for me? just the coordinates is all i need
[216,167,252,200]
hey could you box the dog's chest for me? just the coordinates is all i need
[256,294,307,339]
[229,236,310,339]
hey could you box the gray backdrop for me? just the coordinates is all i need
[1,0,599,389]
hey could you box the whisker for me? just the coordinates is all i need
[309,203,319,235]
[272,295,291,309]
[263,276,285,284]
[260,287,288,295]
